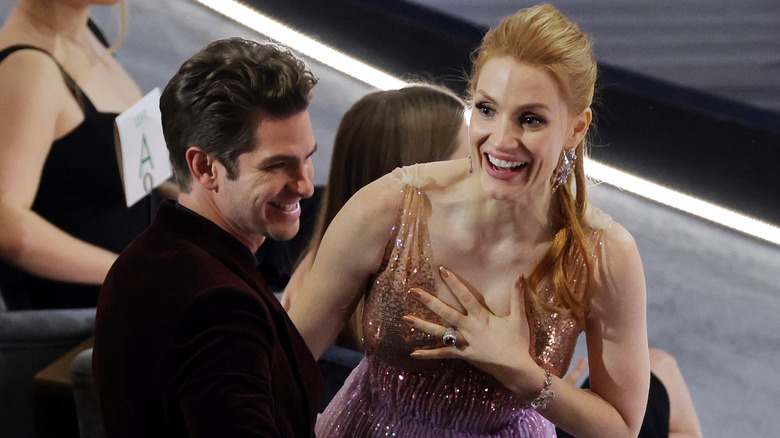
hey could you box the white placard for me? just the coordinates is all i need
[114,87,172,207]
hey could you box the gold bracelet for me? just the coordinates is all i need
[526,368,555,410]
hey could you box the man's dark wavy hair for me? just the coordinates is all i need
[160,37,318,191]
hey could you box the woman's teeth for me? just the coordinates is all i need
[487,154,525,169]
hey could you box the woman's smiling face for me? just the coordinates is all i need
[469,57,588,201]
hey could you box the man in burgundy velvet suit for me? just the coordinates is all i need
[93,38,322,437]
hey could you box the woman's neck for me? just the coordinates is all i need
[16,0,91,43]
[12,0,113,69]
[461,173,555,245]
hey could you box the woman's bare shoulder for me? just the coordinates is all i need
[583,204,644,314]
[583,204,641,274]
[321,172,406,256]
[345,170,406,218]
[0,46,62,90]
[392,159,470,192]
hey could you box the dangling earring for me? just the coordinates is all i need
[468,154,473,174]
[550,148,576,193]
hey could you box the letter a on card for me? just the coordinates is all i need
[115,87,173,207]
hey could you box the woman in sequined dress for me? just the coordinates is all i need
[289,5,650,437]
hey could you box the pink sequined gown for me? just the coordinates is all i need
[316,167,605,437]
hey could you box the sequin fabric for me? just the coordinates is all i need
[526,229,603,378]
[316,172,605,437]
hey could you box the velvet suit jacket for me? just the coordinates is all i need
[93,201,321,437]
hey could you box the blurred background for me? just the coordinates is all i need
[2,0,778,436]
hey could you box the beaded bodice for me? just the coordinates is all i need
[358,171,604,431]
[316,164,612,436]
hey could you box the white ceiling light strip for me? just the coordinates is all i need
[194,0,405,90]
[586,158,780,245]
[194,0,780,247]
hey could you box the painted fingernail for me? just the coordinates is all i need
[409,288,422,298]
[438,266,449,278]
[401,315,415,325]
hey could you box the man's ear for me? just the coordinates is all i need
[185,146,219,190]
[568,107,592,148]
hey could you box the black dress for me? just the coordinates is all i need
[0,22,152,309]
[555,372,670,438]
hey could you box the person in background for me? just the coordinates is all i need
[281,83,469,350]
[558,348,703,438]
[93,38,321,437]
[0,0,175,309]
[289,5,650,437]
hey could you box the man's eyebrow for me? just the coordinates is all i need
[259,143,318,167]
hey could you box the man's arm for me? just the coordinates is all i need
[170,287,281,437]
